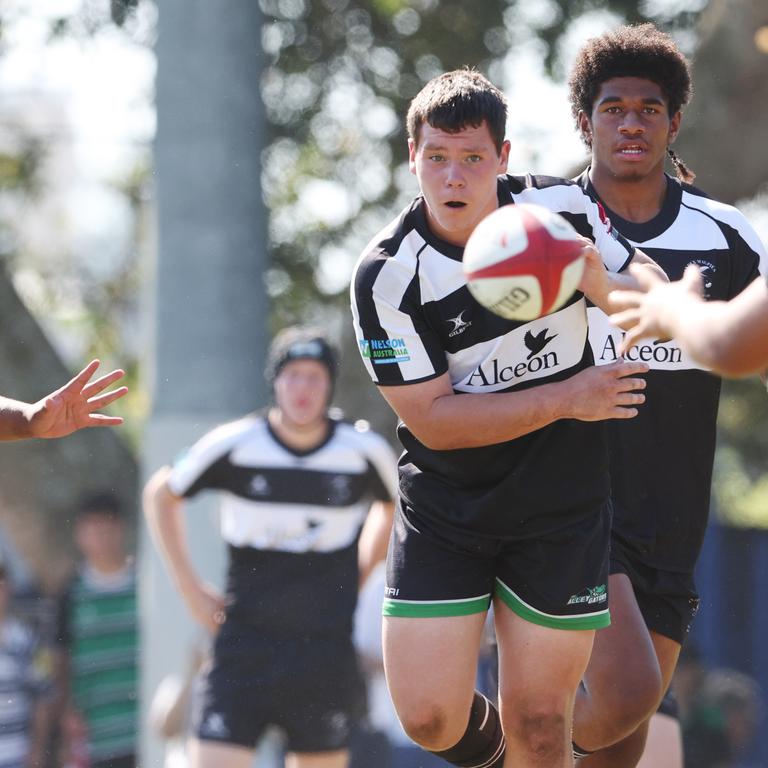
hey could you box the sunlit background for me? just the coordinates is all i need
[1,0,768,766]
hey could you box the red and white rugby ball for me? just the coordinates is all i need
[463,203,585,322]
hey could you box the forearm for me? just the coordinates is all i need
[143,470,201,597]
[0,397,34,440]
[395,382,572,451]
[669,291,768,377]
[358,501,394,587]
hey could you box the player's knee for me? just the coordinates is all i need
[399,704,454,749]
[504,706,568,761]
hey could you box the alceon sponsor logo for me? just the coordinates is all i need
[597,334,683,365]
[567,584,607,606]
[359,337,411,364]
[466,350,559,386]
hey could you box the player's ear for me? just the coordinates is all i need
[668,111,682,144]
[577,111,592,146]
[498,140,511,171]
[408,138,417,174]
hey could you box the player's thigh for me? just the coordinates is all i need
[583,572,662,706]
[383,612,486,717]
[636,713,683,768]
[651,631,682,693]
[287,749,349,768]
[382,502,495,718]
[494,599,595,705]
[189,738,254,768]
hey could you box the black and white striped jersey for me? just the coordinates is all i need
[578,171,766,573]
[168,413,398,635]
[350,174,634,538]
[0,617,49,768]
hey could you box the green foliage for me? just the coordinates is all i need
[715,378,768,528]
[260,0,508,329]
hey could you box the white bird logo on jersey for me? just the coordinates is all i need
[447,311,472,337]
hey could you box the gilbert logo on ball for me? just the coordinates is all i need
[463,203,586,321]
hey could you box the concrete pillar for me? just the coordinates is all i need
[141,2,268,764]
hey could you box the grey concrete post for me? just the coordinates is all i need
[141,3,268,764]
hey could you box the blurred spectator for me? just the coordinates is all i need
[673,646,761,768]
[52,493,138,768]
[0,559,52,768]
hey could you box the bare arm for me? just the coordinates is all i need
[143,467,225,633]
[611,265,768,377]
[26,695,53,768]
[0,360,127,441]
[580,244,669,318]
[357,500,394,588]
[380,360,648,451]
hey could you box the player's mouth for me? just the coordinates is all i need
[616,143,647,158]
[444,201,467,208]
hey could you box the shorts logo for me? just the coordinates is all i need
[567,584,607,606]
[359,337,411,365]
[384,586,399,597]
[200,712,230,738]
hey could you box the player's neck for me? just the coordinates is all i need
[268,407,330,451]
[589,165,668,224]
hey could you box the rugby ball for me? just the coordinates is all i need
[463,203,586,321]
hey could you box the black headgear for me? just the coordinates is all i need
[266,326,338,392]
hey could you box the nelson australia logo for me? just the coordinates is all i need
[467,328,559,386]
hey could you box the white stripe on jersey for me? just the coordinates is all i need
[588,307,705,371]
[220,493,367,551]
[682,191,768,269]
[168,417,398,552]
[450,299,588,391]
[168,415,256,497]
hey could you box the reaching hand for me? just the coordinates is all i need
[27,360,128,439]
[609,264,704,353]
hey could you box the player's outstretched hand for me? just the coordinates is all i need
[27,360,128,439]
[564,360,649,421]
[609,264,704,354]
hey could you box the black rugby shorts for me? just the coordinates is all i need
[383,501,612,630]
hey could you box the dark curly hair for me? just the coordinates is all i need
[568,23,695,182]
[407,69,508,153]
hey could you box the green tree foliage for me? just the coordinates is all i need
[260,0,508,327]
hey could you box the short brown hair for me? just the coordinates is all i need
[407,69,507,153]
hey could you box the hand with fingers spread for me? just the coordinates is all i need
[609,263,703,354]
[559,360,649,422]
[0,360,128,441]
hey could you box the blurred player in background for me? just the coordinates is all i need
[351,69,664,768]
[567,23,767,767]
[144,326,397,768]
[0,360,126,441]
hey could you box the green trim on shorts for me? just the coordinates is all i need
[382,593,491,618]
[494,579,610,631]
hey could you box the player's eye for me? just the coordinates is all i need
[466,155,482,163]
[428,154,445,162]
